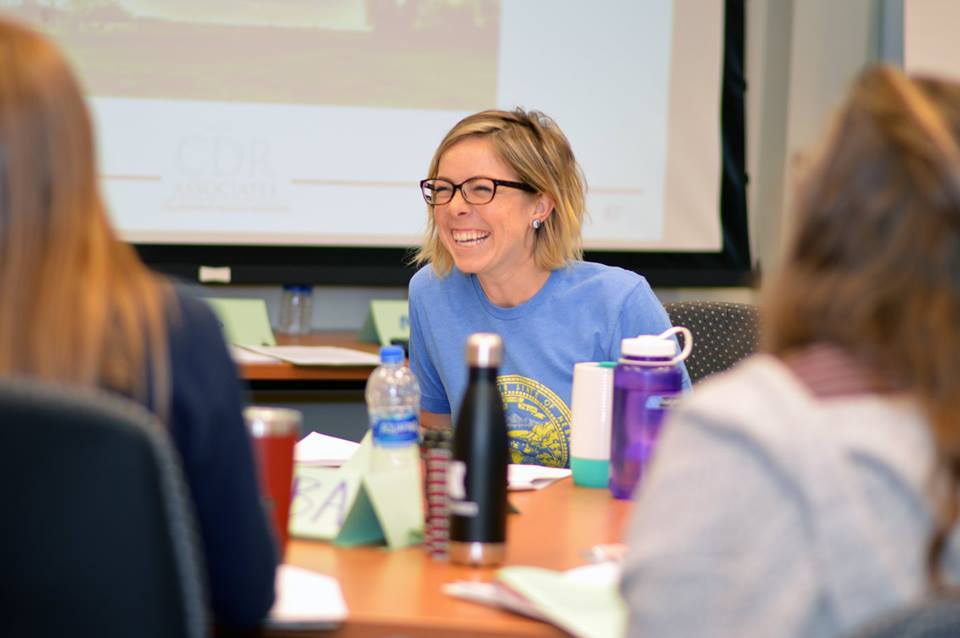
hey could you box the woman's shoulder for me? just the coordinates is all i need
[169,286,214,318]
[561,260,649,288]
[410,264,470,297]
[409,263,436,288]
[554,261,652,304]
[165,287,223,342]
[678,355,798,419]
[674,355,929,463]
[160,287,235,372]
[655,356,828,487]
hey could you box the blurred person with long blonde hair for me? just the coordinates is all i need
[0,18,277,629]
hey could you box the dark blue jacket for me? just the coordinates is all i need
[164,291,278,628]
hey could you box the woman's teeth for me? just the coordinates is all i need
[452,230,490,246]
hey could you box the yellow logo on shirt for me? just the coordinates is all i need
[498,375,570,468]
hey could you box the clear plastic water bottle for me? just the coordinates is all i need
[278,284,313,335]
[609,327,692,500]
[365,345,421,472]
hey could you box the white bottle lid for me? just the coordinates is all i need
[620,335,678,358]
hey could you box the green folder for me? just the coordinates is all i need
[496,564,626,638]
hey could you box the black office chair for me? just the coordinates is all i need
[0,378,207,638]
[846,597,960,638]
[664,301,760,384]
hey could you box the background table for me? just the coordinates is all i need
[241,331,380,391]
[276,479,630,637]
[239,331,383,445]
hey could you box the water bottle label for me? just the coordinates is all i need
[644,393,681,410]
[450,500,479,516]
[446,460,479,516]
[373,414,419,447]
[447,461,467,499]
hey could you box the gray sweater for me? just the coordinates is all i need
[620,355,960,638]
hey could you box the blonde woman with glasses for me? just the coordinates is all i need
[410,108,688,468]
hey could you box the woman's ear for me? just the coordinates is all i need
[534,194,556,225]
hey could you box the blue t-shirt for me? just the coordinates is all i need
[408,261,689,468]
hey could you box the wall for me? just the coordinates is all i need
[743,0,885,287]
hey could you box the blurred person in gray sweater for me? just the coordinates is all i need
[621,65,960,638]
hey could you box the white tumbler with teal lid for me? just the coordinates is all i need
[570,361,617,487]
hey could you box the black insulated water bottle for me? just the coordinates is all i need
[447,333,509,566]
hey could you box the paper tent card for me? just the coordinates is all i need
[204,297,276,347]
[358,299,409,347]
[288,434,423,549]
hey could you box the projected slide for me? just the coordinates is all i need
[5,0,724,252]
[17,0,498,110]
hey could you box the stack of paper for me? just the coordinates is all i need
[266,564,347,630]
[507,464,572,491]
[295,432,361,467]
[241,345,381,366]
[230,345,282,365]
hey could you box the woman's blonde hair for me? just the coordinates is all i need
[415,108,586,276]
[0,18,172,416]
[763,65,960,584]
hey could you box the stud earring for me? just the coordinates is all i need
[531,219,542,230]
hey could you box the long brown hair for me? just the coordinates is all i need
[764,65,960,584]
[0,18,172,416]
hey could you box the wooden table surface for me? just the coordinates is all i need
[276,479,630,638]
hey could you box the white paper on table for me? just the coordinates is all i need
[230,345,283,365]
[295,431,361,467]
[507,464,572,491]
[241,345,380,366]
[265,564,347,629]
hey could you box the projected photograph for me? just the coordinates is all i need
[1,0,500,110]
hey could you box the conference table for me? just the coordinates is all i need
[276,478,632,638]
[245,333,632,636]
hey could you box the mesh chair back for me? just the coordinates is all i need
[0,378,207,638]
[846,598,960,638]
[664,301,760,384]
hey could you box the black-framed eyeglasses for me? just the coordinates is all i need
[419,177,536,206]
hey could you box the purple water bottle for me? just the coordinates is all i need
[609,327,692,500]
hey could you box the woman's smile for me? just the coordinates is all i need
[451,229,491,247]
